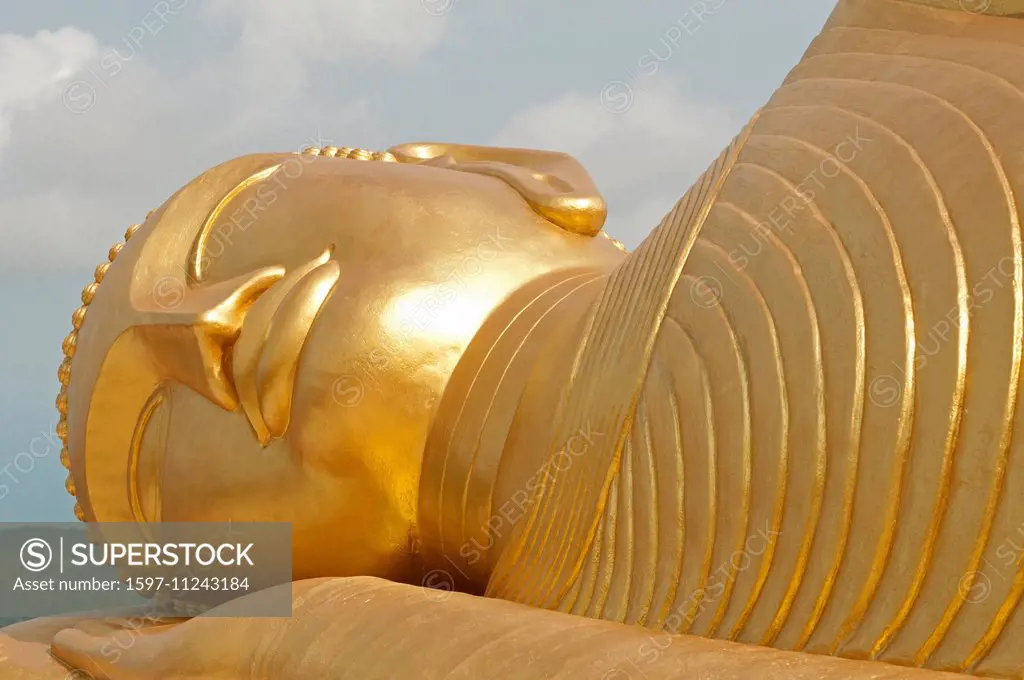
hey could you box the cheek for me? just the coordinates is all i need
[288,317,442,484]
[157,385,302,520]
[285,277,442,525]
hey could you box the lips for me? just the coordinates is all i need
[231,249,340,445]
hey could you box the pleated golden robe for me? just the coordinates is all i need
[488,1,1024,675]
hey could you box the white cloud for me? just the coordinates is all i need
[202,0,449,90]
[0,1,437,273]
[0,28,99,150]
[493,79,742,248]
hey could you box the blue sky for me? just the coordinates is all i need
[0,0,838,522]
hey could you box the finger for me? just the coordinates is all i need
[52,618,245,680]
[2,608,184,647]
[51,627,191,680]
[51,628,125,680]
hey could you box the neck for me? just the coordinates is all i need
[415,266,608,592]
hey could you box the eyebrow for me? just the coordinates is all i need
[187,163,282,283]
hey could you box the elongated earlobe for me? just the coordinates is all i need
[388,142,607,237]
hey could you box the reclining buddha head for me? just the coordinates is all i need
[56,143,625,584]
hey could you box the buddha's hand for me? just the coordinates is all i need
[50,579,343,680]
[51,577,972,680]
[0,610,181,680]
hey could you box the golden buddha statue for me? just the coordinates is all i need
[5,0,1024,677]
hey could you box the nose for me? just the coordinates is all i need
[132,266,285,411]
[231,248,338,445]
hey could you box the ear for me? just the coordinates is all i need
[388,142,607,237]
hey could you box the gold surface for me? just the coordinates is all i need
[898,0,1024,16]
[4,577,972,679]
[30,0,1024,677]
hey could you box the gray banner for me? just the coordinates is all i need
[0,522,292,619]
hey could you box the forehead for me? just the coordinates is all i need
[173,156,569,295]
[188,151,403,285]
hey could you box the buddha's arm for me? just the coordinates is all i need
[484,0,1024,676]
[614,0,1024,673]
[45,577,972,680]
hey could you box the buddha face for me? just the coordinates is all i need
[65,146,623,583]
